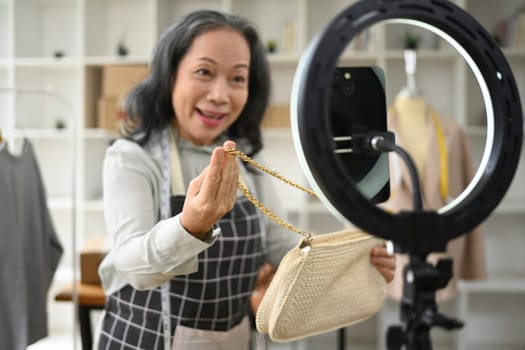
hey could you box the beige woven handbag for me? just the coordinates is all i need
[226,148,386,342]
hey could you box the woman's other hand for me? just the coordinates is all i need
[370,244,396,283]
[180,140,239,239]
[250,263,276,314]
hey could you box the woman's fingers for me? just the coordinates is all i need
[180,141,239,238]
[185,166,207,197]
[223,140,236,150]
[216,144,239,207]
[224,141,240,205]
[371,255,396,271]
[370,244,396,283]
[198,146,225,200]
[374,265,395,283]
[199,140,238,202]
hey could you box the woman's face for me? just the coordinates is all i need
[172,28,251,145]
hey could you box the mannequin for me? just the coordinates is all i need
[392,50,429,179]
[384,50,486,302]
[391,95,429,180]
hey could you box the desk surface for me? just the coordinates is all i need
[55,282,106,307]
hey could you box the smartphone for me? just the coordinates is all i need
[329,66,390,204]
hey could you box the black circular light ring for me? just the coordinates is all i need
[292,0,523,250]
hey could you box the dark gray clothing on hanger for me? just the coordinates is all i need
[0,140,63,350]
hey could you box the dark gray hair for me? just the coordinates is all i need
[123,10,271,157]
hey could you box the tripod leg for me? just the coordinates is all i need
[407,324,433,350]
[338,328,346,350]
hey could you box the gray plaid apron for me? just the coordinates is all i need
[97,194,264,349]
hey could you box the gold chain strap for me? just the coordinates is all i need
[225,147,316,242]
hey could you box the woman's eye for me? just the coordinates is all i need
[233,75,247,84]
[195,68,211,77]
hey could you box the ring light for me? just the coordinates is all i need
[291,0,522,251]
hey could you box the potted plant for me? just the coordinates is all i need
[403,31,421,50]
[117,39,128,56]
[117,30,129,57]
[266,39,277,53]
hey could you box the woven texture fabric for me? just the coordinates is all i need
[256,228,386,342]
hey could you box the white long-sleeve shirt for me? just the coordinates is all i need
[99,129,298,296]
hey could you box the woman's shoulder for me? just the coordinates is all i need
[108,138,142,152]
[107,130,163,157]
[106,138,149,163]
[105,131,164,171]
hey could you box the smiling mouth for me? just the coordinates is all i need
[196,108,227,126]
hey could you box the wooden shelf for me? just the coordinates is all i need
[54,282,106,307]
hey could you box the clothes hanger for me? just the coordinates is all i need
[3,121,29,156]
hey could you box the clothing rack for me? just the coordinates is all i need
[0,86,80,350]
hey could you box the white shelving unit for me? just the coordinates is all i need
[1,0,523,349]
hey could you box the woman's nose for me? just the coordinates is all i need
[207,78,229,104]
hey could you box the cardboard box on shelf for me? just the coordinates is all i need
[261,104,290,128]
[97,96,120,131]
[80,236,108,285]
[102,64,149,100]
[84,66,103,128]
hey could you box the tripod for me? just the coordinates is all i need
[386,252,464,349]
[364,134,464,349]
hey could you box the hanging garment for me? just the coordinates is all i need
[0,139,63,350]
[384,103,486,302]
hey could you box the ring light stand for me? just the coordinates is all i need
[290,0,523,349]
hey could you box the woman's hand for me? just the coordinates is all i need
[370,244,396,283]
[180,140,239,240]
[250,263,276,314]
